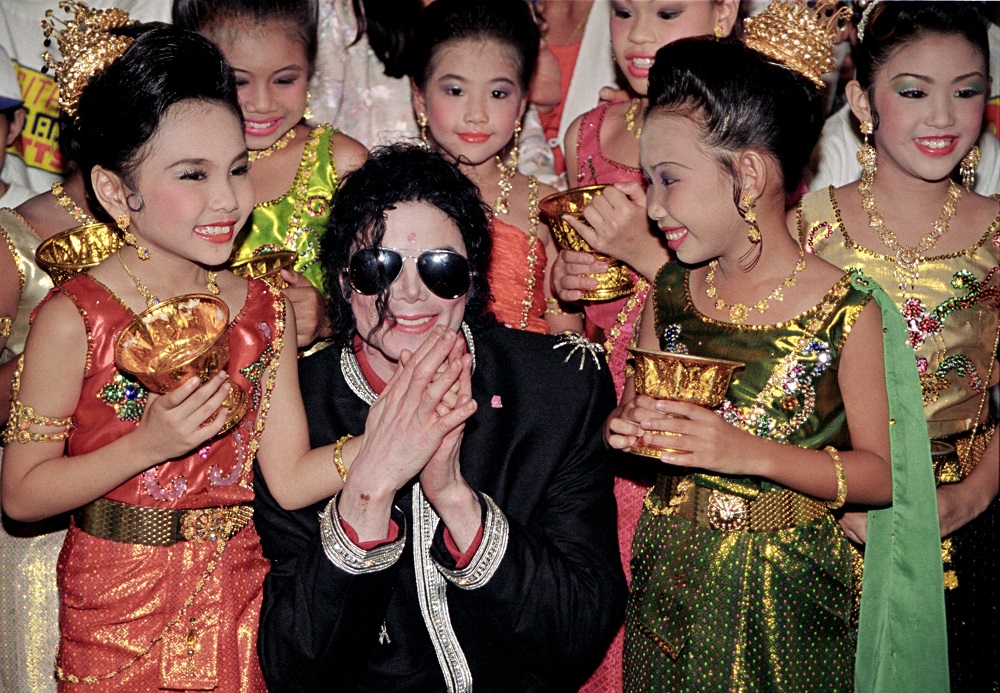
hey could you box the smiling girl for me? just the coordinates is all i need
[796,4,1000,689]
[173,0,367,348]
[1,15,367,689]
[409,0,579,335]
[608,10,946,687]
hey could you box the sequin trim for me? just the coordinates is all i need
[436,494,508,590]
[0,219,25,293]
[141,467,187,501]
[341,323,477,406]
[413,484,473,693]
[318,495,406,573]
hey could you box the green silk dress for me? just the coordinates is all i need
[623,261,947,692]
[233,125,340,292]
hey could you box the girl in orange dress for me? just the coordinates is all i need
[0,12,396,690]
[409,0,581,335]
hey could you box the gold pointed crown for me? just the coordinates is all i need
[41,1,136,119]
[742,1,850,88]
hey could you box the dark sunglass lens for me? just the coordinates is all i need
[349,248,402,295]
[417,251,470,299]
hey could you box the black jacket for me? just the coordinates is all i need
[255,324,626,692]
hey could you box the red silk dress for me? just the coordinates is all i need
[53,274,281,691]
[486,216,550,335]
[575,101,651,693]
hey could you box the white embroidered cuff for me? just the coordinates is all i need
[319,495,405,575]
[436,494,509,590]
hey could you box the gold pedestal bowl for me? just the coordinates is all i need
[114,294,248,434]
[538,185,635,301]
[228,250,298,289]
[628,348,744,458]
[35,222,123,285]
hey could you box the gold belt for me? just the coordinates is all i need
[75,497,253,546]
[933,420,996,485]
[644,475,829,532]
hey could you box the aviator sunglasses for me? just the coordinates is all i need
[348,247,472,299]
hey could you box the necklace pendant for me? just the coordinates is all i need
[729,303,749,325]
[895,246,919,270]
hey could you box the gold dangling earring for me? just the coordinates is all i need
[960,145,980,190]
[303,89,314,121]
[714,24,724,39]
[507,118,521,171]
[417,112,430,150]
[856,120,877,183]
[116,213,150,260]
[741,192,760,243]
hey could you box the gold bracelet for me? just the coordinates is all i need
[824,446,847,510]
[0,316,11,339]
[332,434,354,482]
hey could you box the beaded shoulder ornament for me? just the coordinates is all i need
[742,0,850,88]
[41,1,136,120]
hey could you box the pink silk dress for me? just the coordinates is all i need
[575,101,651,693]
[52,274,281,691]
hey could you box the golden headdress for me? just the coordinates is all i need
[41,1,135,119]
[742,1,850,88]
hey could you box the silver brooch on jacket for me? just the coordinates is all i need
[553,332,605,371]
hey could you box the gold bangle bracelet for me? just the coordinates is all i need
[333,434,354,482]
[824,446,847,510]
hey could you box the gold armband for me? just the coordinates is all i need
[332,434,354,482]
[1,355,73,445]
[4,401,73,444]
[0,316,11,339]
[824,446,847,510]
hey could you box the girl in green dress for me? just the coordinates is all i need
[606,8,947,691]
[173,0,368,348]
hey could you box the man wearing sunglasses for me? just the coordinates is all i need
[254,144,625,692]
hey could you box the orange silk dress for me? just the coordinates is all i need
[53,274,281,691]
[486,216,549,334]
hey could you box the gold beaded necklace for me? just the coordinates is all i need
[704,247,806,325]
[624,99,642,139]
[248,128,296,162]
[51,182,95,224]
[859,176,962,293]
[117,250,220,311]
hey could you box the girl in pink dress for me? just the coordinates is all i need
[555,3,742,690]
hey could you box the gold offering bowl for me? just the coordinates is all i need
[35,222,123,285]
[114,294,247,434]
[228,250,298,289]
[538,185,635,301]
[628,348,744,458]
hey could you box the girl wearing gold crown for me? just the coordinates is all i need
[796,3,999,690]
[0,9,455,689]
[172,0,368,350]
[605,4,947,689]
